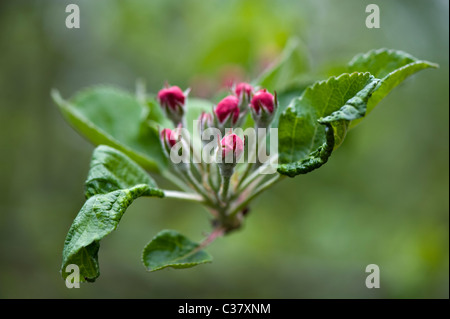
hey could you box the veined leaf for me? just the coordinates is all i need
[348,49,438,127]
[277,73,379,177]
[277,123,334,177]
[277,50,437,177]
[52,86,167,173]
[142,230,212,272]
[61,145,164,282]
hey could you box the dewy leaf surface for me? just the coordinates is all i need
[61,145,164,282]
[52,86,167,172]
[142,230,212,272]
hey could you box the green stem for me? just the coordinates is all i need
[190,143,203,175]
[135,78,147,105]
[186,170,216,205]
[196,227,226,251]
[220,175,231,201]
[237,154,279,193]
[235,161,253,191]
[163,190,205,203]
[207,163,220,194]
[229,174,283,217]
[161,170,191,192]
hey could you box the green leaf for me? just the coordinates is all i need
[271,85,311,129]
[52,86,168,173]
[142,230,212,272]
[255,37,310,93]
[277,50,437,177]
[85,145,159,198]
[277,123,334,177]
[277,73,379,177]
[61,145,164,282]
[145,97,172,130]
[348,49,438,127]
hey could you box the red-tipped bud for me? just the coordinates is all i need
[221,133,244,162]
[199,112,213,130]
[215,96,240,124]
[157,86,185,111]
[157,85,187,126]
[160,128,177,149]
[250,89,275,114]
[235,82,253,101]
[198,112,214,146]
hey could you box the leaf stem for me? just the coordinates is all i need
[161,170,191,192]
[229,174,283,217]
[237,154,279,192]
[163,190,205,203]
[220,175,231,201]
[185,170,216,205]
[198,227,225,250]
[235,161,253,191]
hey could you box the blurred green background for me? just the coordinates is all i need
[0,0,448,298]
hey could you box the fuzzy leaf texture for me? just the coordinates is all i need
[61,145,164,282]
[142,230,213,272]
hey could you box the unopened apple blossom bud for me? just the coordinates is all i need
[214,96,240,124]
[198,112,214,147]
[250,89,275,113]
[235,82,253,102]
[235,82,254,115]
[250,89,277,127]
[157,85,187,126]
[216,133,244,177]
[160,128,177,154]
[221,133,244,161]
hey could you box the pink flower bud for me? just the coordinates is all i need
[198,112,214,146]
[157,86,185,111]
[198,112,213,130]
[221,133,244,161]
[250,89,275,114]
[235,82,253,101]
[215,96,240,124]
[160,128,177,148]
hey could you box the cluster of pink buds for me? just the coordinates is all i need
[156,82,277,228]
